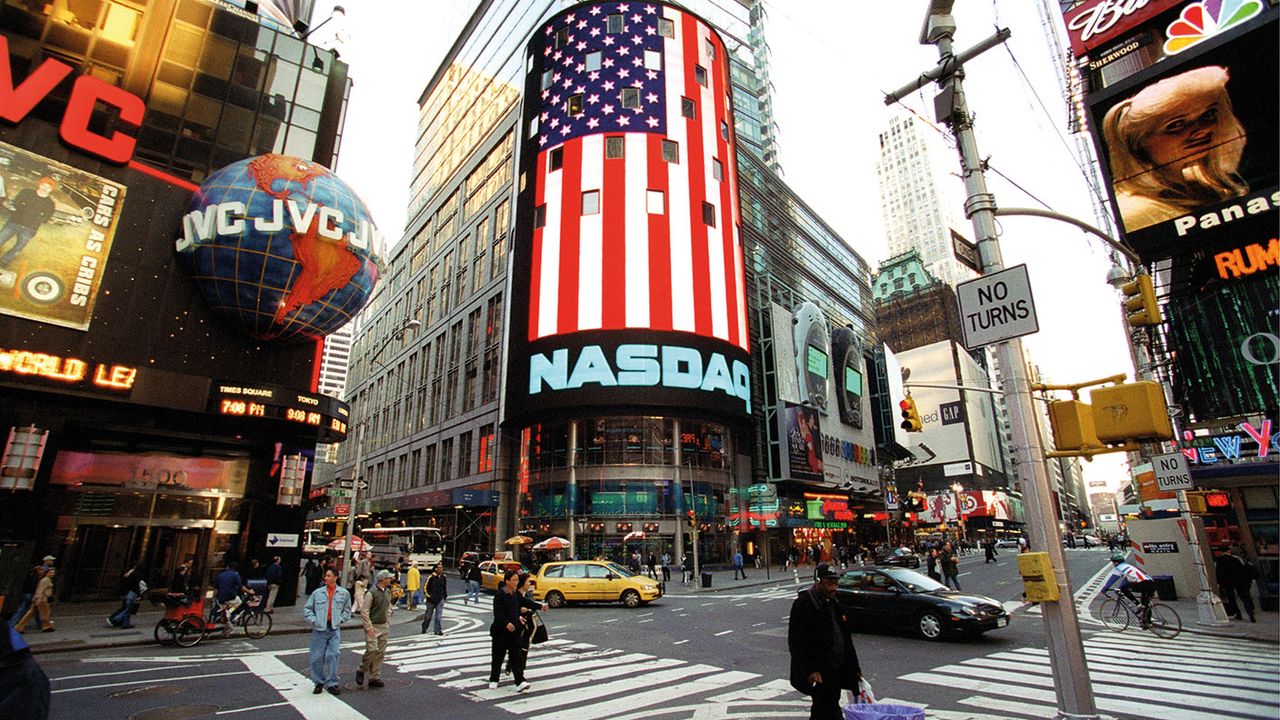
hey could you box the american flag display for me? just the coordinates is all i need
[521,1,748,353]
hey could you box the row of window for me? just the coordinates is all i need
[365,424,497,498]
[547,138,724,175]
[550,15,719,61]
[533,193,719,225]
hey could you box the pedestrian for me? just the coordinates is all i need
[406,562,422,610]
[733,549,747,580]
[213,561,247,620]
[1215,544,1258,622]
[487,569,540,693]
[787,563,860,720]
[265,556,283,613]
[983,538,997,564]
[355,552,372,586]
[0,176,57,267]
[1,613,51,719]
[508,573,550,679]
[925,547,940,582]
[421,562,447,635]
[14,568,55,633]
[304,568,351,696]
[170,560,191,596]
[681,554,693,585]
[303,557,322,597]
[465,561,482,605]
[10,564,46,633]
[107,562,147,629]
[660,552,671,583]
[355,569,393,689]
[647,553,658,580]
[941,542,961,590]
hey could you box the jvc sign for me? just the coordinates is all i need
[956,264,1039,350]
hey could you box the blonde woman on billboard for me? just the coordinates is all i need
[1102,65,1248,231]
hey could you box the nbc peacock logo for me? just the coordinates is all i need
[1163,0,1264,55]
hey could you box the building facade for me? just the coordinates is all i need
[0,0,357,605]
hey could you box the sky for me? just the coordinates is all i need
[309,0,1133,496]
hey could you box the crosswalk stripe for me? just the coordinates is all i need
[955,694,1062,718]
[1080,642,1280,673]
[1005,644,1280,678]
[492,663,722,714]
[1086,633,1280,661]
[989,648,1279,684]
[958,656,1278,702]
[529,670,760,720]
[441,654,679,691]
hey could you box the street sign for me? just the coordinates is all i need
[266,532,298,548]
[329,488,350,498]
[951,229,982,274]
[337,479,369,490]
[334,504,351,516]
[1152,452,1194,492]
[956,264,1039,350]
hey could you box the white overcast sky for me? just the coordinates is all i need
[311,0,1132,494]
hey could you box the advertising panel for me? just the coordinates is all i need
[0,141,125,330]
[957,348,1005,475]
[1088,13,1277,260]
[771,303,801,404]
[1064,0,1185,58]
[895,341,969,467]
[504,3,750,425]
[49,450,250,495]
[778,401,824,483]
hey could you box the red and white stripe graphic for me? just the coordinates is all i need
[526,6,747,352]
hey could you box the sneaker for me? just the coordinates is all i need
[313,685,323,694]
[488,681,499,690]
[327,686,341,696]
[41,627,54,633]
[516,681,532,693]
[355,670,364,686]
[368,679,384,689]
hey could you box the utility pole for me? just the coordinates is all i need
[886,3,1100,718]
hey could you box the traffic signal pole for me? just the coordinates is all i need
[886,5,1100,718]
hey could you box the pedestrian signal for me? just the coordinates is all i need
[1121,274,1161,327]
[899,397,923,432]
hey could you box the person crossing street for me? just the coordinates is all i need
[356,569,394,689]
[303,568,351,696]
[421,563,447,635]
[788,563,860,720]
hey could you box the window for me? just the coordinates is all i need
[534,204,547,228]
[529,116,538,137]
[607,14,625,33]
[586,51,602,71]
[658,18,674,38]
[720,120,729,141]
[582,190,600,215]
[620,88,640,109]
[701,201,716,226]
[541,69,553,89]
[555,27,569,47]
[605,136,624,159]
[712,157,723,181]
[705,39,716,61]
[567,93,584,116]
[644,50,661,71]
[681,97,695,119]
[646,190,665,214]
[549,147,564,171]
[694,65,707,86]
[661,140,679,163]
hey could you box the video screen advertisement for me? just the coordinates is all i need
[503,2,751,426]
[1087,8,1277,262]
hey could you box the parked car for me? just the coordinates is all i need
[994,538,1021,550]
[531,560,663,608]
[456,551,493,578]
[873,547,921,568]
[477,560,527,591]
[835,566,1009,640]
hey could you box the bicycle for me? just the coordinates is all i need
[1099,589,1182,638]
[160,590,273,648]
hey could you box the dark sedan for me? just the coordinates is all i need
[873,547,921,568]
[835,566,1009,640]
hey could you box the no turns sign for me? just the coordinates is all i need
[956,264,1039,350]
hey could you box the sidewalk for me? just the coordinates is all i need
[1140,593,1277,643]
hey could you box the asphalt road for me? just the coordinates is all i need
[40,547,1280,720]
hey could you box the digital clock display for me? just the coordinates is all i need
[211,382,349,441]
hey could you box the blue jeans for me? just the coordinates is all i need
[466,580,480,605]
[734,565,746,579]
[11,593,41,627]
[421,600,444,634]
[0,222,37,265]
[309,627,341,687]
[109,591,138,628]
[944,574,961,590]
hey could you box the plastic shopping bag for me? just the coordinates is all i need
[844,677,876,705]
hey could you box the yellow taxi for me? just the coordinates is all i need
[531,560,662,608]
[477,560,527,591]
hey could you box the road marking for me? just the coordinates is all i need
[240,652,369,719]
[715,630,734,636]
[602,618,618,623]
[958,572,972,577]
[52,670,251,694]
[52,666,188,682]
[496,663,722,716]
[530,670,759,720]
[673,639,689,645]
[216,702,291,715]
[700,602,715,606]
[638,618,654,623]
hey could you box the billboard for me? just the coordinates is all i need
[504,2,750,424]
[778,401,823,483]
[1088,11,1277,260]
[895,340,970,467]
[0,141,125,330]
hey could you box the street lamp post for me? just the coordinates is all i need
[950,482,967,546]
[339,317,419,588]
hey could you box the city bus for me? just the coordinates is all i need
[362,526,445,568]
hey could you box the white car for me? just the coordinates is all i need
[994,538,1021,549]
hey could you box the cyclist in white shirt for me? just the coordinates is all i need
[1102,552,1155,619]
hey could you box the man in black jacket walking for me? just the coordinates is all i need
[788,563,860,720]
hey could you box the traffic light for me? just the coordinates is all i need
[687,509,696,528]
[1121,274,1161,327]
[1090,381,1174,443]
[1047,399,1100,453]
[899,396,923,432]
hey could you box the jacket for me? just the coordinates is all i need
[265,562,284,584]
[360,584,392,627]
[490,587,539,639]
[787,587,860,696]
[426,573,448,605]
[303,584,353,631]
[1215,553,1258,588]
[466,564,483,584]
[407,566,421,594]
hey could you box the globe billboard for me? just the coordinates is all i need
[176,154,383,342]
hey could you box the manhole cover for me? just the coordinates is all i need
[127,705,217,720]
[108,685,185,699]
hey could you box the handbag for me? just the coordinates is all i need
[530,612,549,644]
